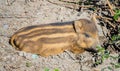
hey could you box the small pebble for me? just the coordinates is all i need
[32,54,39,59]
[18,52,24,56]
[3,24,9,29]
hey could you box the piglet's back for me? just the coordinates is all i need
[10,22,78,51]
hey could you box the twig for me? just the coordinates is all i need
[95,15,115,28]
[105,19,116,28]
[47,0,93,10]
[95,15,113,20]
[106,0,115,16]
[59,0,93,8]
[0,16,36,19]
[7,0,16,6]
[47,0,76,10]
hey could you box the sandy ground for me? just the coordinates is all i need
[0,0,119,71]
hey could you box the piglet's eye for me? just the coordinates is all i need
[84,33,91,38]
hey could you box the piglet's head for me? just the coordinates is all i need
[74,19,99,49]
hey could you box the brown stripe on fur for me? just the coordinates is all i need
[16,32,77,48]
[25,28,75,37]
[17,21,74,33]
[13,24,76,49]
[15,36,25,48]
[29,32,77,41]
[37,35,76,44]
[42,42,70,49]
[15,24,73,36]
[18,39,28,49]
[15,27,76,44]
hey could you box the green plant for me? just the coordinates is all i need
[44,68,60,71]
[95,46,120,70]
[54,69,59,71]
[44,68,50,71]
[111,34,120,41]
[113,9,120,21]
[26,61,32,67]
[101,66,113,71]
[95,46,110,65]
[111,63,120,69]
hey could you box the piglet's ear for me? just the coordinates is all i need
[74,20,82,33]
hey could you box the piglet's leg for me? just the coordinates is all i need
[39,47,66,57]
[70,45,85,54]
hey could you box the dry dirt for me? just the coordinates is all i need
[0,0,119,71]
